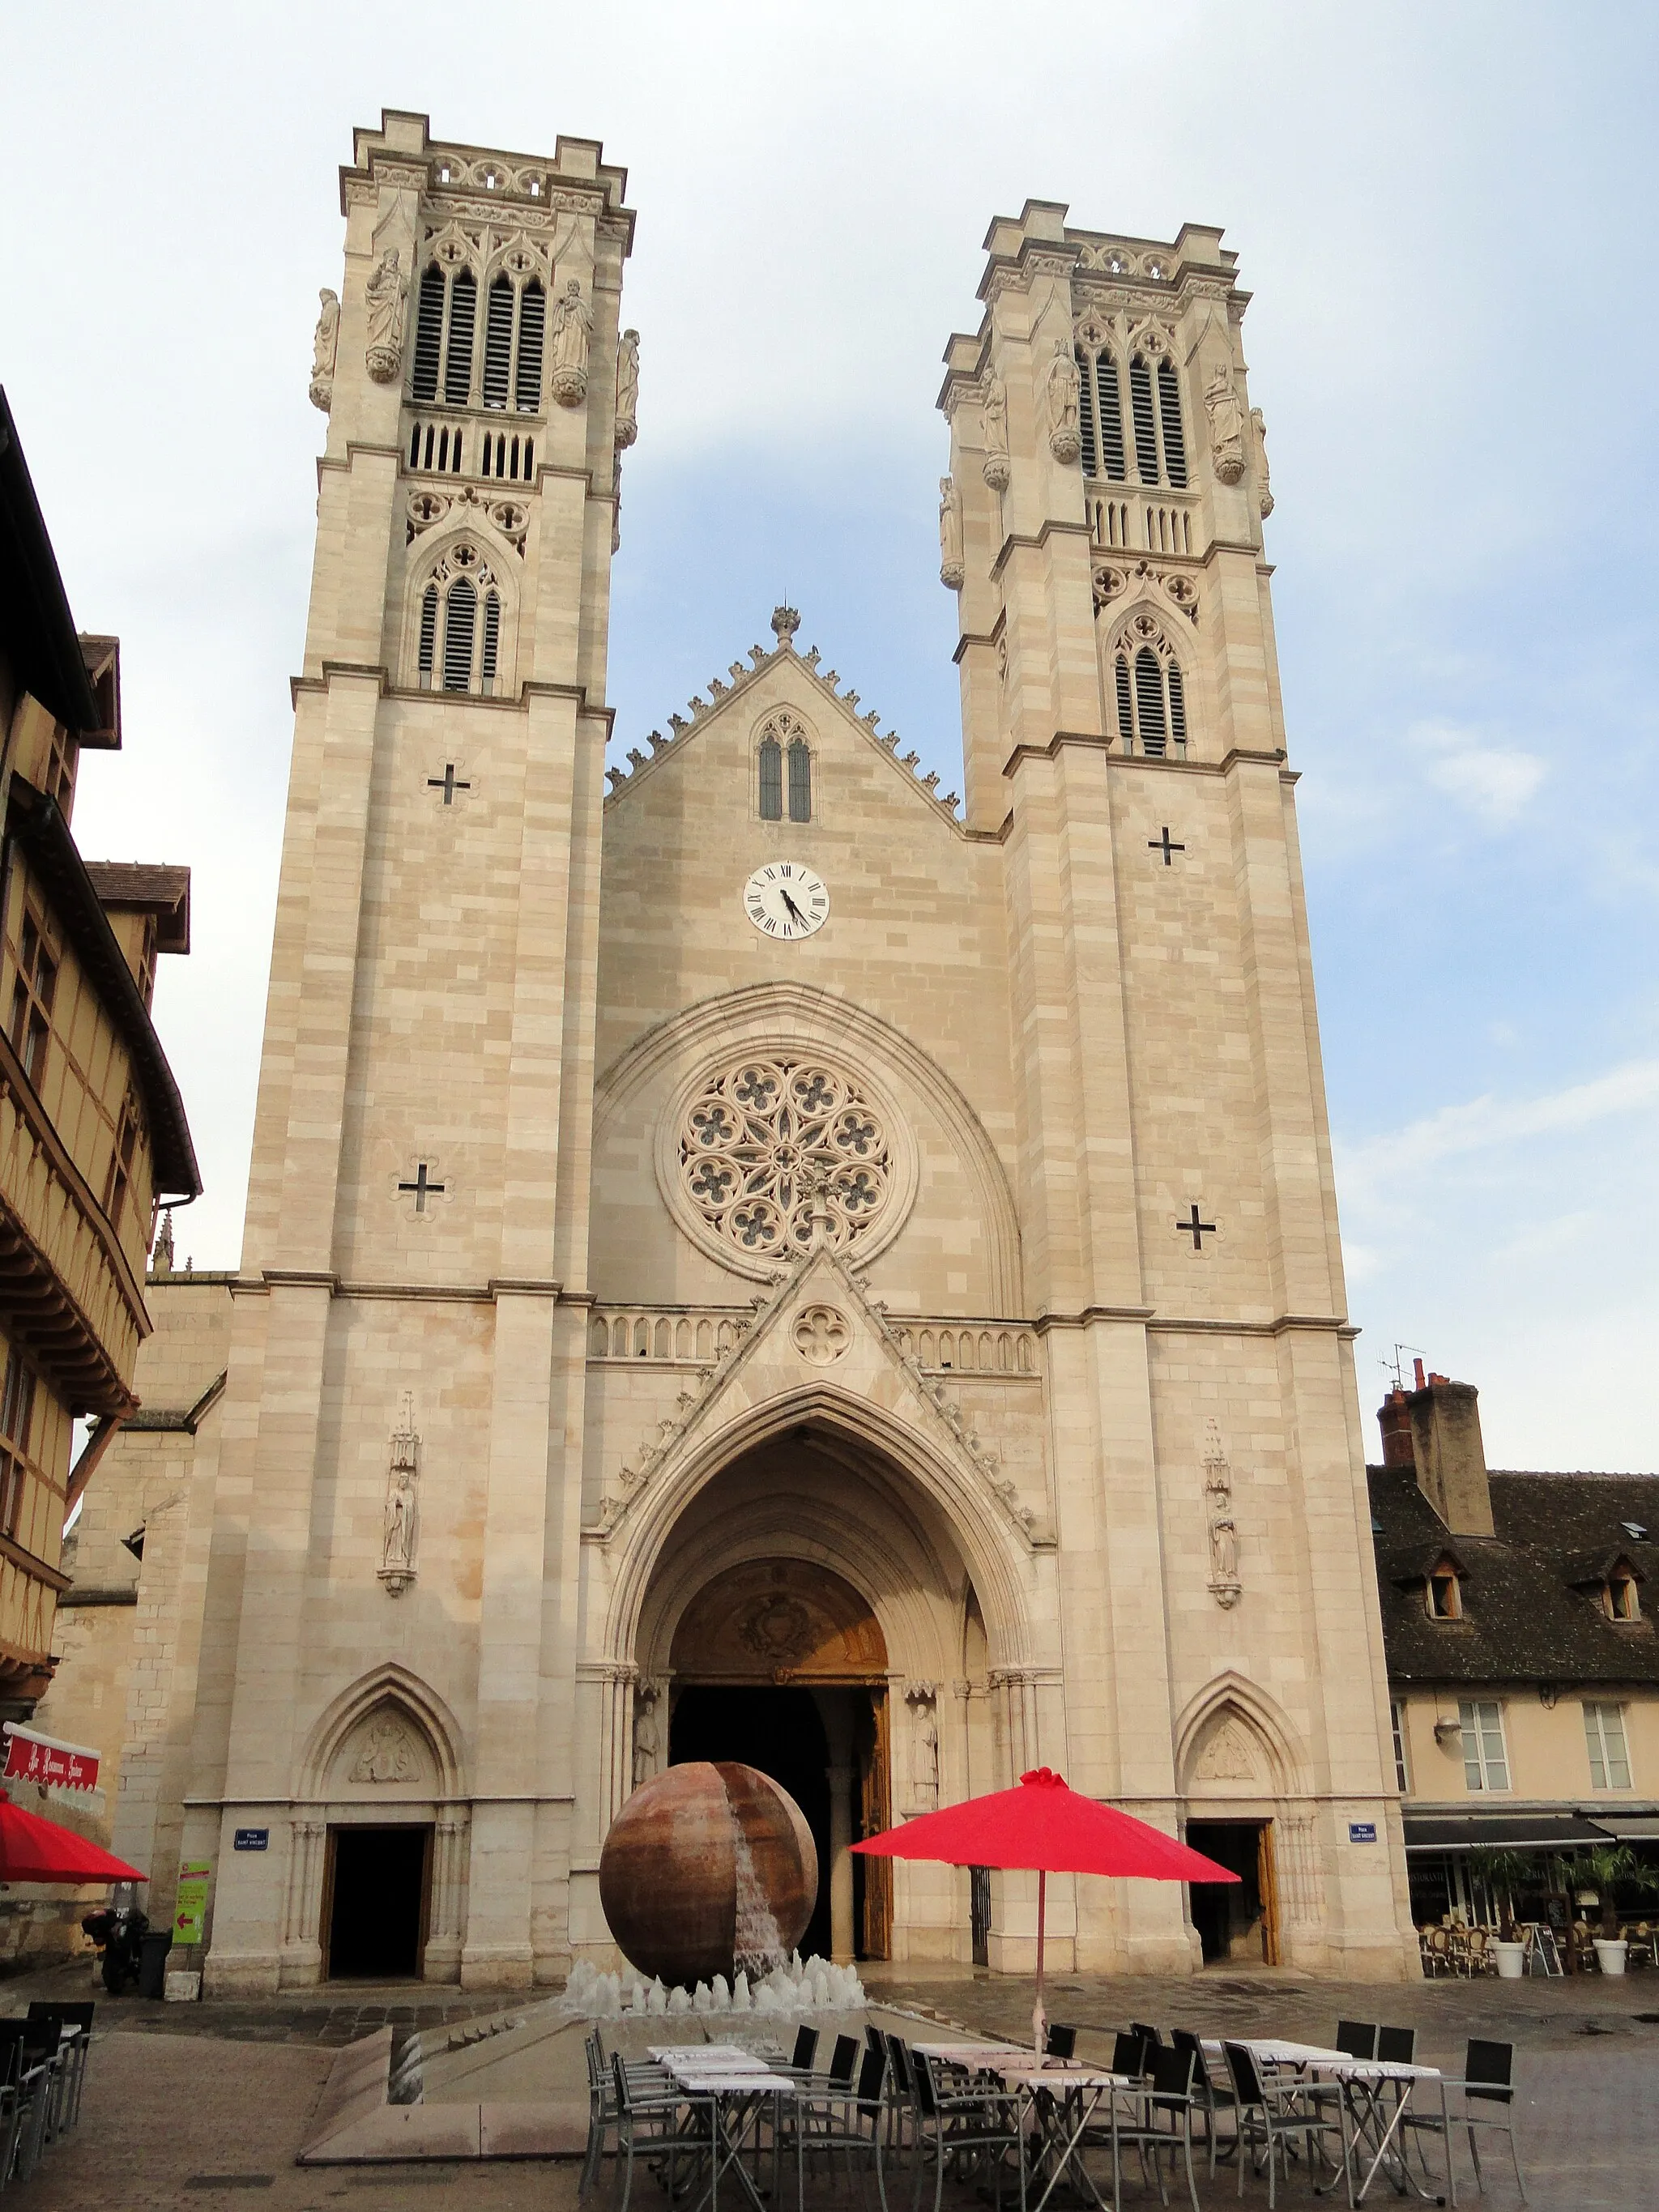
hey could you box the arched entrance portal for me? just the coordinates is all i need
[669,1558,891,1961]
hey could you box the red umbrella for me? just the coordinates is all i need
[0,1792,146,1884]
[851,1766,1239,2052]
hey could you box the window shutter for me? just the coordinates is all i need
[483,276,514,409]
[1094,355,1127,482]
[444,268,477,405]
[1076,352,1098,477]
[412,265,445,401]
[1128,356,1159,484]
[1166,661,1187,750]
[514,283,545,411]
[442,577,477,691]
[787,739,812,823]
[758,738,783,820]
[480,591,501,691]
[418,584,439,684]
[1134,648,1167,755]
[1157,359,1187,488]
[1114,656,1134,747]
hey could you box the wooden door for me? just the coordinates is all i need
[859,1687,892,1959]
[1256,1821,1282,1967]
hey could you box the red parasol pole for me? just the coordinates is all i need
[1033,1866,1047,2057]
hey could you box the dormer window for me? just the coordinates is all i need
[1607,1563,1641,1622]
[1427,1559,1463,1621]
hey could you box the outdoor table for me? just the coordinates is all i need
[917,2044,1135,2212]
[1204,2037,1446,2206]
[649,2045,802,2212]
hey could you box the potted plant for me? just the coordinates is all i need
[1467,1847,1537,1977]
[1577,1844,1636,1973]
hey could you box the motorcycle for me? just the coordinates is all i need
[80,1904,149,1994]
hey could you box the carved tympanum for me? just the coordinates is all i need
[1193,1715,1259,1784]
[350,1715,421,1784]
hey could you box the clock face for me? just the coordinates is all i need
[743,861,830,941]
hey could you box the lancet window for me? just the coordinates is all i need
[410,250,547,413]
[756,711,812,823]
[1075,325,1188,490]
[414,543,507,697]
[1109,615,1188,759]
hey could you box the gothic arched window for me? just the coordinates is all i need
[758,736,783,820]
[1111,617,1188,759]
[412,265,445,403]
[514,282,545,411]
[483,275,514,409]
[1158,359,1188,488]
[787,738,812,823]
[1128,356,1160,484]
[1077,347,1127,483]
[442,576,477,691]
[443,268,477,405]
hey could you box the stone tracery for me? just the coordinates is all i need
[679,1058,892,1262]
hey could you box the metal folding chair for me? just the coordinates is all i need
[1222,2041,1341,2212]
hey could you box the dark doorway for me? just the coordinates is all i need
[1187,1819,1277,1966]
[970,1866,992,1967]
[324,1825,432,1980]
[671,1686,833,1959]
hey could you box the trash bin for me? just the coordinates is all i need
[138,1929,173,2001]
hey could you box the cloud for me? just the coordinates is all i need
[1408,720,1547,828]
[1338,1057,1659,1196]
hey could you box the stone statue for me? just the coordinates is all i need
[1252,407,1274,517]
[351,1715,420,1784]
[1047,340,1081,464]
[1209,1514,1239,1585]
[1203,358,1247,484]
[309,288,339,413]
[363,249,406,385]
[912,1699,940,1809]
[980,373,1010,492]
[632,1684,659,1789]
[551,278,593,407]
[1204,1422,1241,1605]
[937,477,964,590]
[378,1394,420,1595]
[615,327,640,450]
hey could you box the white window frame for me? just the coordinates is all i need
[1390,1698,1411,1796]
[1583,1700,1633,1790]
[1458,1698,1510,1792]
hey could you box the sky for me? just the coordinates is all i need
[4,2,1655,1472]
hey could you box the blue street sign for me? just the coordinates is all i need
[232,1827,269,1851]
[1348,1822,1378,1843]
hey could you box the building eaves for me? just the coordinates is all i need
[84,863,191,955]
[0,390,100,736]
[7,779,201,1200]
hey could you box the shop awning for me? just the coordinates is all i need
[1402,1813,1610,1852]
[1587,1814,1659,1843]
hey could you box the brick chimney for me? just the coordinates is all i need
[1395,1368,1494,1536]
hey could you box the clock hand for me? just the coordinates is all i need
[779,889,807,924]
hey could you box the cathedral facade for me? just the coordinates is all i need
[65,111,1418,1987]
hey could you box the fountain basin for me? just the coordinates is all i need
[599,1760,818,1987]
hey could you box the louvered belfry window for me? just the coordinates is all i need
[418,585,439,684]
[444,269,477,404]
[515,282,545,411]
[758,736,783,820]
[1128,356,1160,484]
[1077,350,1127,483]
[787,738,812,823]
[1133,647,1167,755]
[1112,624,1188,759]
[442,577,477,691]
[480,591,501,691]
[412,265,445,401]
[1114,656,1135,747]
[483,275,514,409]
[1157,359,1188,487]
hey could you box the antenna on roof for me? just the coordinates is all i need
[1381,1343,1424,1391]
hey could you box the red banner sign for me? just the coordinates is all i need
[2,1729,99,1792]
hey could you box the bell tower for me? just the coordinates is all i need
[939,207,1414,1974]
[179,113,636,1993]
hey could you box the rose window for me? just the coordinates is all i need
[679,1059,893,1259]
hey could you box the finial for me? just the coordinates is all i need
[152,1208,174,1277]
[770,604,801,646]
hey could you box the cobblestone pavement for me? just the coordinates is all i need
[6,1956,1658,2209]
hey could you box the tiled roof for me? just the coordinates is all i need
[1368,1465,1659,1687]
[84,863,190,953]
